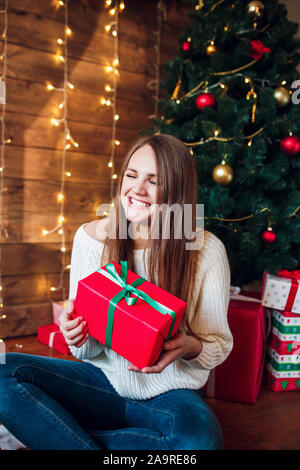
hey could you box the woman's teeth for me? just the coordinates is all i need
[130,197,151,208]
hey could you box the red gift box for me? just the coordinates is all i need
[265,366,300,392]
[203,292,266,404]
[268,330,300,355]
[73,260,187,369]
[37,323,71,355]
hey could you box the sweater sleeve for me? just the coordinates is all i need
[68,226,105,360]
[181,233,233,371]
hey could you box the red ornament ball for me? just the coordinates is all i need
[262,229,276,243]
[195,93,216,110]
[182,41,191,51]
[280,135,300,156]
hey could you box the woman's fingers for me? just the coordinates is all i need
[73,332,89,348]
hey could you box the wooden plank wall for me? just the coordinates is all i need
[1,0,191,338]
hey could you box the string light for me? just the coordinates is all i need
[147,1,166,121]
[42,0,77,297]
[0,0,8,342]
[100,1,125,214]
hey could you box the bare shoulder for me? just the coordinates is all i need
[84,218,109,243]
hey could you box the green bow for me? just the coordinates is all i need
[97,261,177,347]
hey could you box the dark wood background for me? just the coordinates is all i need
[1,0,191,338]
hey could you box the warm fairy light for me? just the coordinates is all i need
[51,118,60,126]
[58,102,64,109]
[109,8,116,15]
[112,174,117,179]
[245,77,250,83]
[112,30,117,37]
[42,229,49,236]
[0,167,2,172]
[57,193,64,201]
[47,83,54,91]
[113,58,119,66]
[57,38,63,44]
[55,54,65,63]
[58,0,64,6]
[105,84,112,92]
[120,2,125,10]
[4,138,11,144]
[106,65,113,72]
[108,162,113,167]
[58,215,65,224]
[1,314,6,319]
[115,140,120,145]
[281,80,287,85]
[105,24,111,32]
[67,82,74,90]
[214,130,220,136]
[0,286,2,291]
[103,211,108,216]
[65,143,71,149]
[58,229,63,235]
[65,171,71,177]
[66,27,72,36]
[220,83,226,89]
[50,287,56,292]
[106,99,111,106]
[106,0,112,5]
[74,142,79,148]
[101,97,107,105]
[61,246,66,252]
[114,114,119,120]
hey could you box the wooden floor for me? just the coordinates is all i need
[3,335,300,451]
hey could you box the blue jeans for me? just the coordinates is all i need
[0,353,223,450]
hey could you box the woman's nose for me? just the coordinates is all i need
[132,179,147,194]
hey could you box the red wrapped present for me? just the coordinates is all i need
[73,260,187,369]
[37,323,71,355]
[261,270,300,314]
[265,365,300,392]
[268,330,300,355]
[203,292,267,404]
[52,300,66,326]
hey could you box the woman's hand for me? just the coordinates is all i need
[59,300,89,348]
[128,332,203,374]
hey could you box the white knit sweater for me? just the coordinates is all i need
[68,223,233,400]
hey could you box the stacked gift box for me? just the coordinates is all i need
[261,270,300,392]
[37,301,71,356]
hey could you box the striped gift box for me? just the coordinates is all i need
[268,328,300,355]
[271,310,300,335]
[266,362,300,391]
[266,346,300,372]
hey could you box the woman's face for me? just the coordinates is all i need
[120,144,158,224]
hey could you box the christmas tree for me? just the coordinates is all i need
[152,0,300,286]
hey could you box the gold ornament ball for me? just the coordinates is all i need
[274,86,291,107]
[212,163,234,185]
[247,1,264,17]
[206,44,217,55]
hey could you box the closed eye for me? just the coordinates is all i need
[125,174,156,185]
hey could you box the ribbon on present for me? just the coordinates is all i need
[97,261,177,348]
[49,331,59,348]
[277,270,300,313]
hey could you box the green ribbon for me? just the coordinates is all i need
[97,261,177,348]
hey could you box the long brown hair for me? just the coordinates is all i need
[100,134,203,338]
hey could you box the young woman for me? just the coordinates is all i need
[0,134,233,450]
